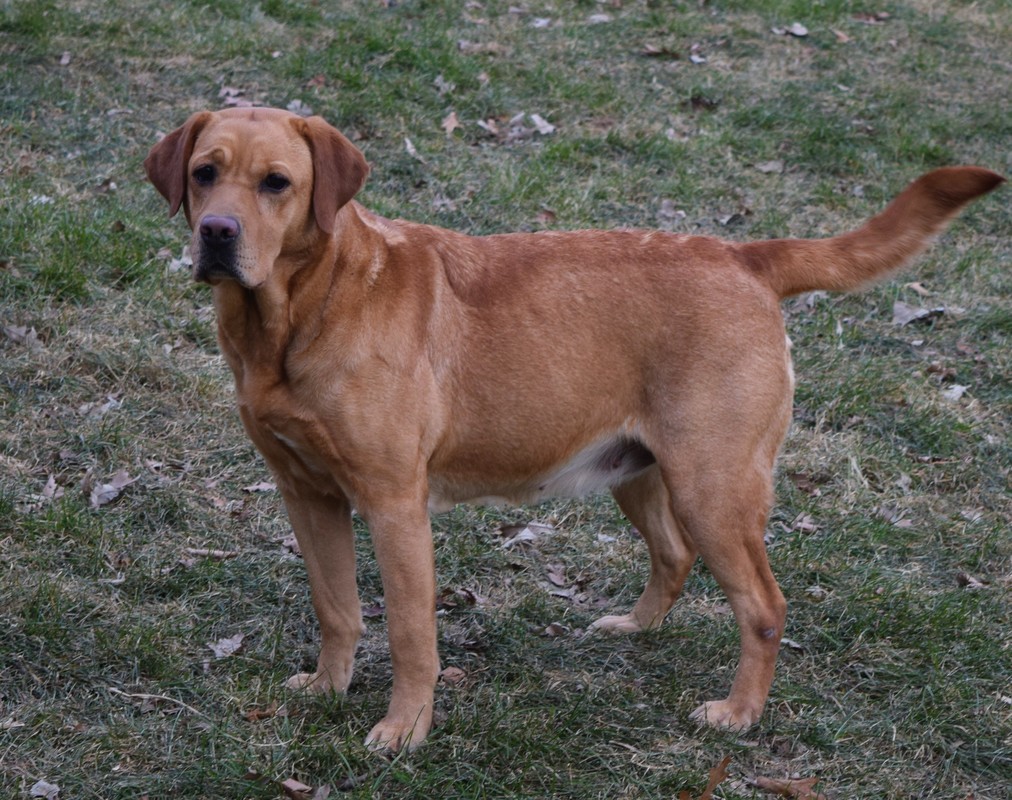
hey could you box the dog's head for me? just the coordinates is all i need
[144,107,369,287]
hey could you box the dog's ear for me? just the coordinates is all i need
[144,112,212,219]
[299,116,370,235]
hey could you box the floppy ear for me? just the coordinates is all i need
[299,116,370,235]
[143,111,212,219]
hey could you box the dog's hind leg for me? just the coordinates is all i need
[593,465,698,633]
[281,488,363,697]
[665,453,786,731]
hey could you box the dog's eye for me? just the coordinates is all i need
[262,173,291,193]
[193,165,216,186]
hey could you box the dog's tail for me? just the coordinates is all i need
[739,167,1004,300]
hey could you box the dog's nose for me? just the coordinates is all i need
[199,215,240,244]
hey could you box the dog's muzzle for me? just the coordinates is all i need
[195,214,242,283]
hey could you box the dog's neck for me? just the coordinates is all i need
[209,203,386,390]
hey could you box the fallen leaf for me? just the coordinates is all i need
[543,622,570,637]
[772,22,808,37]
[440,666,466,685]
[749,775,827,799]
[207,633,245,659]
[59,51,71,66]
[3,324,42,350]
[700,756,732,799]
[755,160,784,174]
[941,384,968,402]
[30,781,60,800]
[529,113,556,135]
[658,199,686,222]
[362,601,386,618]
[956,572,988,590]
[457,39,507,55]
[441,111,462,137]
[780,637,804,652]
[89,470,136,509]
[499,521,554,548]
[892,301,945,326]
[287,99,313,117]
[641,43,680,59]
[854,11,891,24]
[790,513,819,534]
[832,29,851,43]
[404,137,422,161]
[242,480,277,493]
[245,701,281,722]
[588,13,612,24]
[546,564,568,587]
[281,778,314,800]
[434,74,455,96]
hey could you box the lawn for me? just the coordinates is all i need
[1,1,1009,798]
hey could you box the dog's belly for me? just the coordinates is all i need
[427,435,656,512]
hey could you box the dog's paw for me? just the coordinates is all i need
[689,700,760,731]
[364,708,432,754]
[285,670,344,694]
[590,612,646,634]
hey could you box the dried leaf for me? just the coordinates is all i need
[892,301,945,326]
[207,632,245,659]
[441,111,462,137]
[941,384,968,403]
[749,775,827,799]
[588,13,612,24]
[755,160,784,174]
[281,778,315,800]
[440,666,466,685]
[89,470,136,509]
[641,44,680,59]
[956,572,988,590]
[790,513,819,534]
[700,756,732,799]
[499,521,554,548]
[773,22,809,37]
[242,480,277,493]
[543,622,570,637]
[832,29,851,43]
[30,781,60,800]
[245,701,282,722]
[287,99,313,117]
[546,564,568,587]
[529,113,556,135]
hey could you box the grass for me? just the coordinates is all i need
[1,0,1009,797]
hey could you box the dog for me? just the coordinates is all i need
[145,107,1003,752]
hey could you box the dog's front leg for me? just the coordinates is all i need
[359,493,439,752]
[280,487,363,697]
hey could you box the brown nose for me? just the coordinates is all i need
[199,215,240,244]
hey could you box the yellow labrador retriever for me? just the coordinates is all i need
[145,107,1002,751]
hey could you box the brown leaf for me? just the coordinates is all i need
[441,111,462,137]
[546,564,568,587]
[641,43,680,59]
[245,700,286,722]
[700,756,732,799]
[440,666,467,686]
[750,775,827,799]
[281,778,314,800]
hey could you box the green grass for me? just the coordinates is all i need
[1,1,1010,798]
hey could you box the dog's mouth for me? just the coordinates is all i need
[194,253,240,284]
